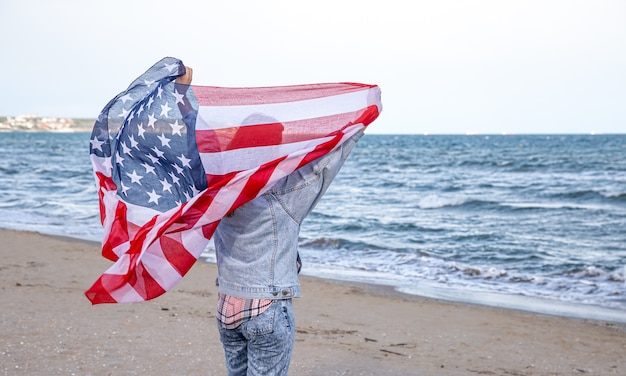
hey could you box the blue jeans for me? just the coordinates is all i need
[218,299,295,376]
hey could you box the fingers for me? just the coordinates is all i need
[175,66,193,85]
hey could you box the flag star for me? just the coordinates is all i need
[119,93,133,103]
[183,191,192,201]
[137,122,146,138]
[190,185,201,197]
[147,96,155,108]
[147,154,160,164]
[173,163,184,175]
[119,107,130,119]
[151,146,165,158]
[157,86,164,99]
[157,133,171,148]
[160,178,172,193]
[147,114,157,128]
[121,141,132,155]
[160,102,172,118]
[90,137,105,152]
[128,135,139,149]
[120,182,130,195]
[169,120,184,136]
[147,189,161,204]
[164,62,178,72]
[116,152,125,167]
[169,171,180,185]
[173,89,185,105]
[141,162,156,175]
[137,103,145,116]
[178,154,191,168]
[175,199,182,206]
[144,79,155,87]
[126,170,143,184]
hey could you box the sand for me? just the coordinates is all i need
[1,228,625,375]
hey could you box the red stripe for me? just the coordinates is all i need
[96,172,117,225]
[196,111,371,153]
[101,201,129,261]
[159,234,197,276]
[230,156,287,210]
[128,261,167,300]
[85,276,117,304]
[191,83,375,106]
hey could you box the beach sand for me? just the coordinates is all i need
[1,228,625,375]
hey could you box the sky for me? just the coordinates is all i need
[1,0,625,134]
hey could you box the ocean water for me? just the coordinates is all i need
[1,132,625,322]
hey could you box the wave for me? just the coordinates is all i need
[417,194,469,209]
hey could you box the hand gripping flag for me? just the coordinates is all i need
[86,57,382,304]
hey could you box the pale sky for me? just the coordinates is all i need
[1,0,625,134]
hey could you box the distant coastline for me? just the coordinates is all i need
[0,115,94,132]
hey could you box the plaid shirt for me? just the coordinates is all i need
[216,294,273,329]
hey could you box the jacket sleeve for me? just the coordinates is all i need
[267,130,364,224]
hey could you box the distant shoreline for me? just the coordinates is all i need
[0,115,94,133]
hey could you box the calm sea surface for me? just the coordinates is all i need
[1,132,625,322]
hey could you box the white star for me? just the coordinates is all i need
[183,191,192,201]
[173,89,185,105]
[160,102,172,118]
[141,162,156,175]
[115,152,125,167]
[128,135,139,149]
[169,120,184,136]
[173,163,184,175]
[119,93,133,103]
[118,107,130,119]
[169,171,180,185]
[147,189,161,205]
[121,141,132,155]
[144,79,155,87]
[120,182,130,195]
[137,103,145,116]
[157,86,164,99]
[151,146,165,158]
[90,137,105,152]
[164,62,178,72]
[137,122,146,138]
[147,154,160,164]
[157,133,171,148]
[190,185,201,197]
[147,114,157,128]
[147,96,155,108]
[178,154,191,168]
[160,178,172,193]
[126,170,143,184]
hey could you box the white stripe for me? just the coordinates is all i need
[181,227,211,259]
[141,243,183,291]
[106,253,132,275]
[196,89,374,131]
[110,282,145,303]
[199,137,332,175]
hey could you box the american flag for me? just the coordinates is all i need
[86,57,382,304]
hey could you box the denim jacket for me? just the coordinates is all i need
[214,130,364,299]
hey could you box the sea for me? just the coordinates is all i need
[1,132,625,323]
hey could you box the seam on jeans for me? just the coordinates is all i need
[267,195,278,286]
